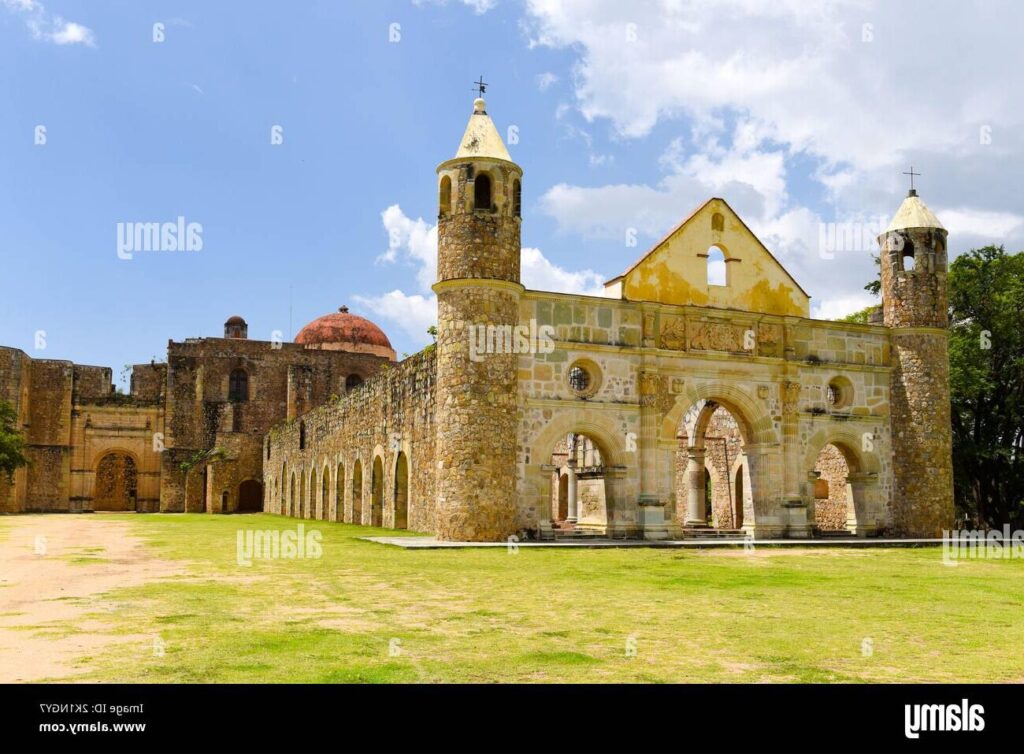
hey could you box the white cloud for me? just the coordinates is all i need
[521,247,605,295]
[377,204,438,292]
[524,0,1024,323]
[413,0,496,14]
[937,208,1024,241]
[812,292,878,322]
[359,205,604,350]
[353,290,438,347]
[3,0,96,46]
[536,72,558,91]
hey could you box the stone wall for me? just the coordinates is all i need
[159,337,389,513]
[264,349,436,533]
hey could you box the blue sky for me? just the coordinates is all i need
[2,0,1022,386]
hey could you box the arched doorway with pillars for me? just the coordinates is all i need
[675,399,754,533]
[549,432,611,535]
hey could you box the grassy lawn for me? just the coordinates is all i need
[67,513,1024,683]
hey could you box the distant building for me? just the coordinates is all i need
[0,310,394,514]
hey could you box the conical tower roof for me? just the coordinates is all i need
[453,97,512,162]
[885,191,945,233]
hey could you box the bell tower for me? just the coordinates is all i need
[432,94,523,541]
[877,185,954,536]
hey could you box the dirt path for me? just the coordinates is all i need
[0,514,186,682]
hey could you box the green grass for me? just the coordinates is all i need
[57,514,1024,683]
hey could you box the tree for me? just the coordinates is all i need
[0,400,28,482]
[947,246,1024,526]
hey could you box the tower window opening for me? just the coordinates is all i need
[474,173,492,211]
[513,179,522,218]
[439,175,451,217]
[299,420,306,450]
[902,249,916,271]
[707,245,727,286]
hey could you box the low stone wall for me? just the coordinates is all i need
[265,349,437,533]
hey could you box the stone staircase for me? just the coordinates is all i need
[550,521,607,541]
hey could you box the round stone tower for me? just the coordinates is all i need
[877,188,954,536]
[432,96,523,541]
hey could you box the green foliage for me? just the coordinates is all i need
[179,446,229,474]
[864,253,882,296]
[426,325,437,342]
[838,305,877,324]
[0,400,28,481]
[947,246,1024,526]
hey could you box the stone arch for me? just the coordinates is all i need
[393,451,409,530]
[707,244,727,286]
[280,462,288,515]
[289,471,297,517]
[802,428,881,534]
[661,382,774,447]
[93,450,139,511]
[439,175,452,216]
[335,459,345,522]
[351,458,363,525]
[474,171,492,211]
[308,467,318,520]
[321,463,331,520]
[667,386,773,532]
[527,411,630,533]
[238,479,263,512]
[370,453,384,527]
[801,428,880,476]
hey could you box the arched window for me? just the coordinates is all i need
[902,244,916,271]
[513,179,522,218]
[228,368,248,402]
[439,175,452,216]
[474,173,491,211]
[346,374,363,391]
[299,420,306,450]
[707,245,727,286]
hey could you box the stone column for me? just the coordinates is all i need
[846,471,877,537]
[685,449,707,526]
[566,463,578,524]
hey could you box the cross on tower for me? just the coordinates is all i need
[472,75,488,97]
[903,166,921,196]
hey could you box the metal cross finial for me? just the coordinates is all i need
[472,75,488,97]
[903,166,921,195]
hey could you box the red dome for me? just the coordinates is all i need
[295,307,394,357]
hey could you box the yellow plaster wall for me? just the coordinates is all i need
[615,199,810,317]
